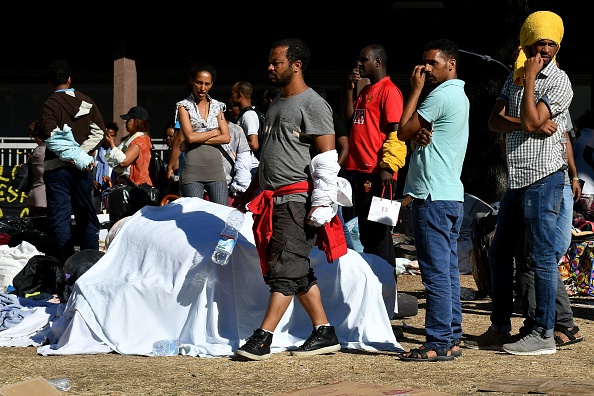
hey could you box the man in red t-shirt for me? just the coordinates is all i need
[345,44,407,266]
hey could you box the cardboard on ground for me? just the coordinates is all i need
[0,377,62,396]
[270,381,450,396]
[478,376,594,395]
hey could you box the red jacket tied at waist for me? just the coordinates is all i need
[247,180,347,279]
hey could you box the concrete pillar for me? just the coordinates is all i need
[113,58,137,144]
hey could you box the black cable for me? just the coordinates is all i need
[459,49,511,73]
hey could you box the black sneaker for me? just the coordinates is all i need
[463,328,512,351]
[235,329,273,361]
[290,326,341,357]
[510,326,532,343]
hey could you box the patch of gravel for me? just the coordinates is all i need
[1,274,592,395]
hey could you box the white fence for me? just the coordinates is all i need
[0,137,168,167]
[0,137,35,167]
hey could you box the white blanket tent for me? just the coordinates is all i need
[21,198,401,357]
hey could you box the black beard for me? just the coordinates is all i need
[272,68,294,88]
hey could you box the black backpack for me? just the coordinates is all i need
[471,210,498,298]
[148,146,168,199]
[12,255,66,300]
[238,107,266,160]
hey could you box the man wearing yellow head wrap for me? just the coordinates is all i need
[514,10,564,86]
[464,10,574,356]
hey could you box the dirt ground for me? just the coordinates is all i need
[1,273,593,396]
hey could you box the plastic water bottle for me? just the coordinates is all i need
[152,339,181,356]
[211,209,245,266]
[47,377,71,391]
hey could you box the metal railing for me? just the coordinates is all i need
[0,137,35,167]
[0,137,169,167]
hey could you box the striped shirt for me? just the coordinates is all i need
[498,61,573,189]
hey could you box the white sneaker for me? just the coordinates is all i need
[502,330,556,356]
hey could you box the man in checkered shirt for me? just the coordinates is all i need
[464,11,573,356]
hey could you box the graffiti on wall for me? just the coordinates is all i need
[0,164,29,218]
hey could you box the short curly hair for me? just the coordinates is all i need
[48,60,71,86]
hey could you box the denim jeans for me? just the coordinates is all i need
[556,184,574,260]
[412,196,463,350]
[489,170,564,337]
[337,205,355,250]
[517,182,575,330]
[44,166,100,264]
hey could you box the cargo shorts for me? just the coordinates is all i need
[266,201,318,295]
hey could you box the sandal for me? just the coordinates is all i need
[451,339,462,358]
[399,346,454,362]
[554,325,583,347]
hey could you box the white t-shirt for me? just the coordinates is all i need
[237,109,260,169]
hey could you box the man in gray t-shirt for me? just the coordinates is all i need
[233,38,343,361]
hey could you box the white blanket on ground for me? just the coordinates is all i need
[36,197,402,357]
